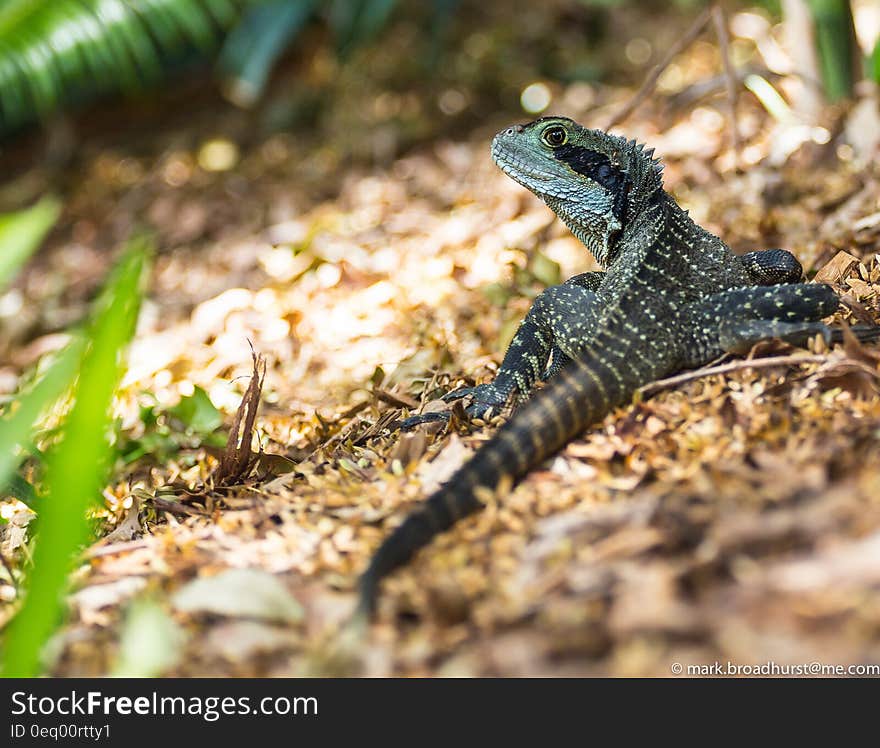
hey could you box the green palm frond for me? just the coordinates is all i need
[218,0,317,107]
[0,0,260,137]
[328,0,397,57]
[0,1,462,140]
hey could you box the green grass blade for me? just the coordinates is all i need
[0,336,85,495]
[352,0,397,45]
[0,0,43,36]
[1,238,150,678]
[871,36,879,85]
[807,0,857,100]
[0,196,60,289]
[330,0,397,56]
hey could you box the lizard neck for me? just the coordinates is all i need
[596,189,670,271]
[544,194,623,267]
[587,191,731,315]
[546,184,673,270]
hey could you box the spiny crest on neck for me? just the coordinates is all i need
[558,118,665,201]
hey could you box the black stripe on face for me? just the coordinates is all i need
[552,143,630,223]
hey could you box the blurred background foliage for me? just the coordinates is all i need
[0,0,875,141]
[0,203,148,674]
[0,0,453,138]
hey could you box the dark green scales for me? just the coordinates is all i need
[357,116,870,616]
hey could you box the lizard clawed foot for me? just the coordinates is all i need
[398,384,510,430]
[398,411,452,430]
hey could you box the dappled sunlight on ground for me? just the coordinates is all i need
[2,1,880,676]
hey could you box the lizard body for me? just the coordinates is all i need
[357,116,859,616]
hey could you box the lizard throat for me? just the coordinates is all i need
[544,195,624,267]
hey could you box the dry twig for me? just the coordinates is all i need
[711,5,741,166]
[215,349,266,486]
[604,5,713,130]
[638,353,829,395]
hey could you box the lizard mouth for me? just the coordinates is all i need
[491,139,557,191]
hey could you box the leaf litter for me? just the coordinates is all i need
[1,7,880,676]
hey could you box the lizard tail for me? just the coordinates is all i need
[831,325,880,345]
[357,358,626,617]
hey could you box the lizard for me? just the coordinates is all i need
[357,115,878,617]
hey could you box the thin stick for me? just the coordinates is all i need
[84,539,149,559]
[604,4,713,130]
[638,353,829,396]
[712,5,741,167]
[152,496,209,517]
[0,546,18,592]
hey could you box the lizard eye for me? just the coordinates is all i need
[541,125,567,148]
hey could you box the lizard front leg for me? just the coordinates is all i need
[542,271,605,379]
[401,275,603,428]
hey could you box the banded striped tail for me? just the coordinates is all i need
[357,355,630,617]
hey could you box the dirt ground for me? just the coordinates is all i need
[2,3,880,676]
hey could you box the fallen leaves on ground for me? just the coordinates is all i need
[2,8,880,676]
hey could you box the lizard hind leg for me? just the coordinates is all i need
[696,283,839,325]
[744,283,839,321]
[718,318,831,354]
[678,283,840,365]
[542,345,573,380]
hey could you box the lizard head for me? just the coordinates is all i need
[491,116,664,266]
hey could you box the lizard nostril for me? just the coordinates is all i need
[504,125,523,137]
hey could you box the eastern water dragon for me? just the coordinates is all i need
[357,116,878,617]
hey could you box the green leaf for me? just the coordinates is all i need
[168,385,223,434]
[482,281,511,308]
[0,1,261,136]
[529,251,562,288]
[0,336,84,498]
[0,0,437,136]
[1,237,151,678]
[0,196,60,289]
[218,0,316,107]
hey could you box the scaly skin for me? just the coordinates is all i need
[357,116,849,617]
